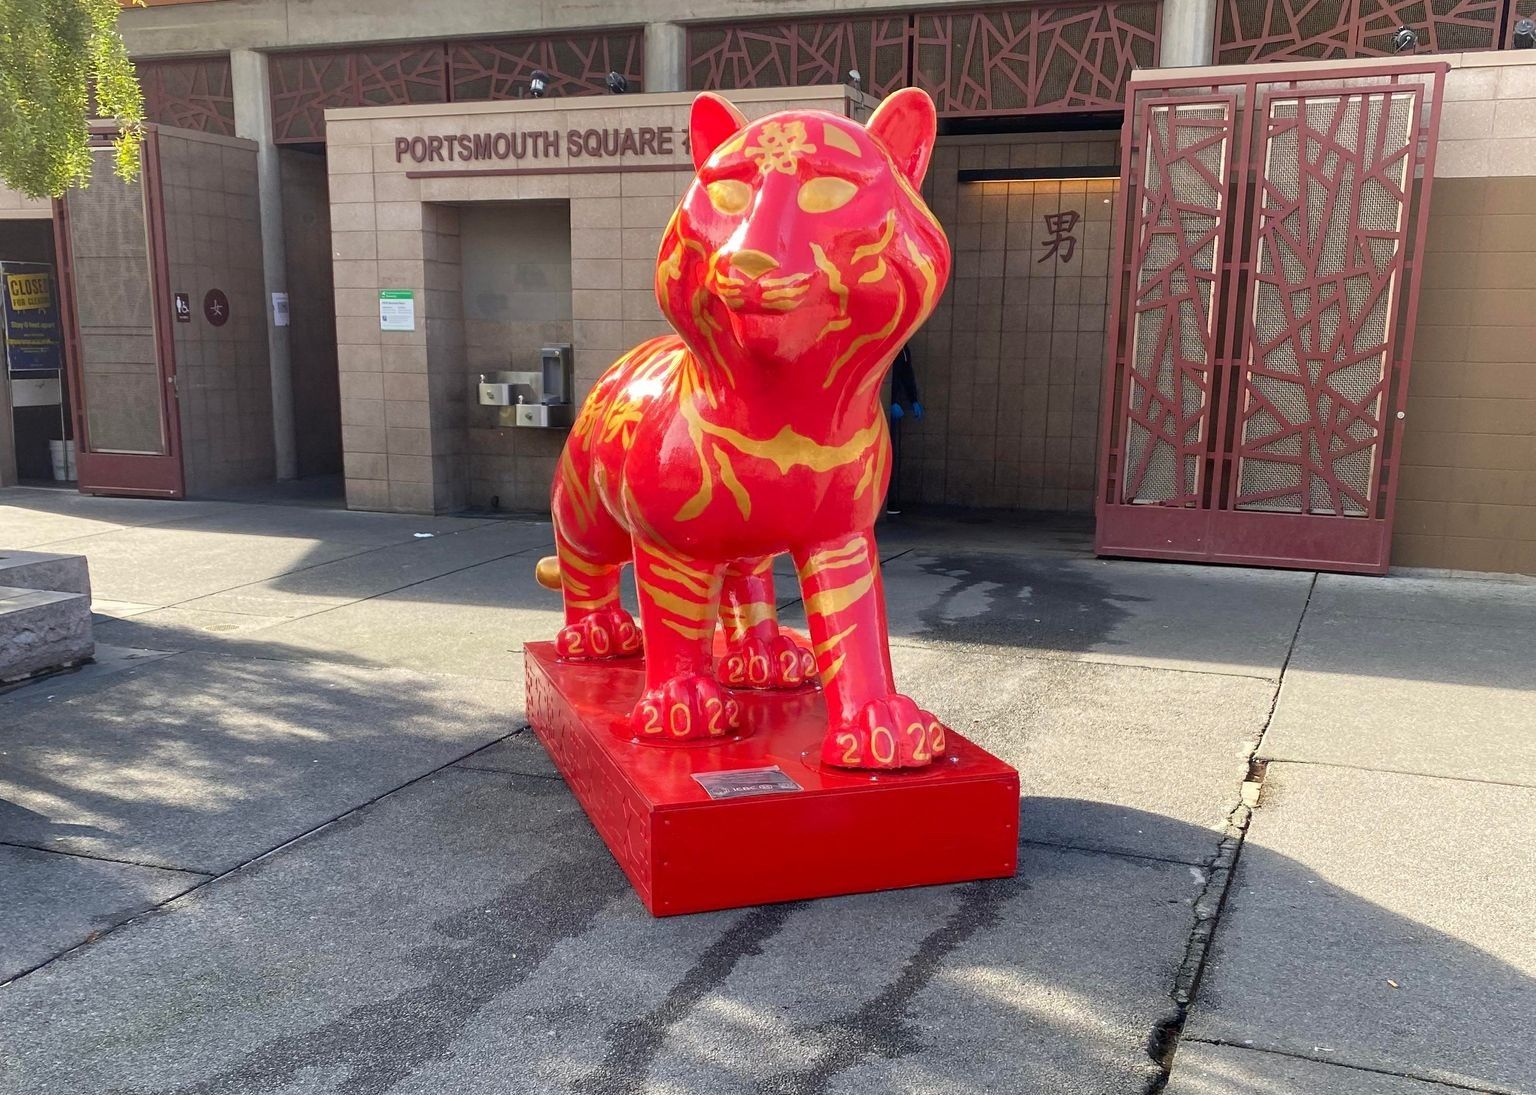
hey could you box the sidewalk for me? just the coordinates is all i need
[0,484,1530,1094]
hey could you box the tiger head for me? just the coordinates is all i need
[656,89,951,397]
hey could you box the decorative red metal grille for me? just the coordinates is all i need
[1232,88,1420,517]
[685,3,1159,116]
[270,46,447,144]
[1097,63,1447,574]
[269,30,648,144]
[1214,0,1503,63]
[686,18,910,99]
[1118,96,1237,507]
[449,29,644,101]
[137,56,235,136]
[912,2,1160,116]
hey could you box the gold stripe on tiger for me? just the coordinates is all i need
[640,580,713,622]
[804,570,875,617]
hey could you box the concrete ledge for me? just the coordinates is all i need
[0,551,92,597]
[0,586,94,682]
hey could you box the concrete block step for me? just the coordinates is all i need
[0,550,92,597]
[0,585,94,683]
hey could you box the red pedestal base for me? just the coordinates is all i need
[525,641,1020,916]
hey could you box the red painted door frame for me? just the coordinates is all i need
[1096,62,1447,574]
[54,125,185,498]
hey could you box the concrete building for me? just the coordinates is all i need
[0,0,1532,577]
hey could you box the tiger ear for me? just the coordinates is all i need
[690,93,747,171]
[865,88,938,187]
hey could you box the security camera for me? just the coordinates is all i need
[529,69,550,98]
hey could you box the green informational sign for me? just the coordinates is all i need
[378,288,415,332]
[2,262,63,379]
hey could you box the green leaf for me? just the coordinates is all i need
[0,0,146,198]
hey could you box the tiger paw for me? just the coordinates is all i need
[631,675,742,741]
[719,633,817,690]
[556,608,642,660]
[821,695,947,770]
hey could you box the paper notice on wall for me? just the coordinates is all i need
[379,289,415,332]
[272,292,290,327]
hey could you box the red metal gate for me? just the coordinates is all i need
[54,127,186,498]
[1095,62,1446,574]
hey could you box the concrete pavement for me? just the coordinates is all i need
[0,484,1531,1094]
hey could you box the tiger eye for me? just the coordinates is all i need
[705,179,752,216]
[797,177,858,214]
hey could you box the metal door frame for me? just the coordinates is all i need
[1095,61,1447,574]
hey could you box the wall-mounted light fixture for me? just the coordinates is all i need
[958,164,1118,184]
[848,69,863,93]
[1392,25,1418,53]
[1514,17,1536,47]
[529,69,550,98]
[607,71,629,94]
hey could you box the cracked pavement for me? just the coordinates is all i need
[1,485,1531,1094]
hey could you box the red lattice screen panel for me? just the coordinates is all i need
[1097,63,1447,574]
[685,3,1159,115]
[270,46,448,143]
[1233,88,1421,518]
[686,17,910,98]
[1214,0,1503,63]
[450,29,644,100]
[1119,96,1237,507]
[912,2,1161,117]
[137,57,235,136]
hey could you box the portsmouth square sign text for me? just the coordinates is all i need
[393,126,688,167]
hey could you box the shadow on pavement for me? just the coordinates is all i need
[0,639,521,877]
[0,786,1527,1095]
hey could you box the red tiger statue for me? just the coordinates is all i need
[536,88,952,769]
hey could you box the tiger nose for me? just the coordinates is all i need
[728,249,779,279]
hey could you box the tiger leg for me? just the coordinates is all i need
[717,555,817,690]
[793,529,946,769]
[627,538,741,741]
[550,474,640,661]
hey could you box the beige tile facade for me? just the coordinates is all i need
[907,133,1118,513]
[1397,178,1536,576]
[0,185,50,222]
[1391,56,1536,576]
[326,86,867,514]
